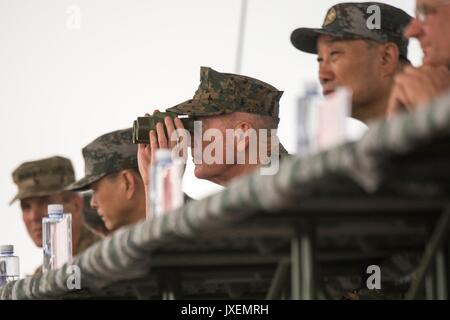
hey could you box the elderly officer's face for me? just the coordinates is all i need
[20,194,65,247]
[317,35,387,119]
[191,115,232,183]
[405,0,450,67]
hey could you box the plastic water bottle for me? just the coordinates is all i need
[296,82,320,156]
[0,245,20,286]
[148,149,184,220]
[42,204,72,272]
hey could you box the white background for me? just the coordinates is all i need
[0,0,421,277]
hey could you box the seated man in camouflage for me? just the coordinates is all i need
[66,128,146,231]
[138,66,287,196]
[290,2,417,299]
[10,156,100,274]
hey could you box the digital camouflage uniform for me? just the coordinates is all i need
[10,156,101,275]
[291,2,419,299]
[167,66,289,156]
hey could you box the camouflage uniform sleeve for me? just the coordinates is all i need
[75,226,101,255]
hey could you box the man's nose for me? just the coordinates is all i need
[404,18,423,39]
[318,60,334,85]
[90,195,98,209]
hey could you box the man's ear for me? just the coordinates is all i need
[122,170,137,200]
[379,42,400,77]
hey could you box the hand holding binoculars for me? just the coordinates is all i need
[132,112,195,144]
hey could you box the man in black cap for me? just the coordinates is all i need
[291,2,421,299]
[291,2,412,123]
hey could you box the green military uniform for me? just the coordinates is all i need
[77,220,102,252]
[290,2,417,299]
[10,156,101,275]
[167,66,289,156]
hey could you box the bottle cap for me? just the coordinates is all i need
[48,204,64,215]
[0,245,14,254]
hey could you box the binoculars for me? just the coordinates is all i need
[132,112,195,144]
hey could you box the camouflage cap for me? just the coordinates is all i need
[10,156,75,205]
[66,128,138,191]
[166,66,284,120]
[290,2,412,59]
